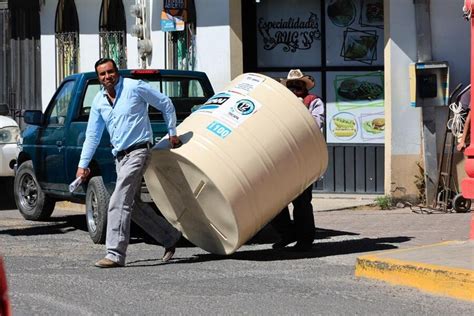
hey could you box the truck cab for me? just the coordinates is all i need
[14,69,214,243]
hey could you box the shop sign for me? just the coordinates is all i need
[257,13,321,52]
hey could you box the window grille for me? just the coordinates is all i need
[55,32,78,85]
[99,0,127,68]
[55,0,79,86]
[99,31,126,68]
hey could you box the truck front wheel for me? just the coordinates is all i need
[86,176,109,244]
[14,161,55,220]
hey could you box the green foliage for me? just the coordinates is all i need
[375,195,393,210]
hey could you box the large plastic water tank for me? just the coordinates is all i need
[144,73,328,255]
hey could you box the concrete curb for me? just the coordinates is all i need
[355,241,474,302]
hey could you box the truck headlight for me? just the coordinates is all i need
[0,126,20,144]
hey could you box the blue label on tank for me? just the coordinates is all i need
[207,121,232,139]
[196,105,219,111]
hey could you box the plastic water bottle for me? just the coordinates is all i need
[69,177,82,192]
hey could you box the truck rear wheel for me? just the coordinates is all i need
[86,176,110,244]
[14,161,55,220]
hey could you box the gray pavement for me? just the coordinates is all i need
[50,193,474,302]
[2,196,474,314]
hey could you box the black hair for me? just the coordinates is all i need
[94,58,119,75]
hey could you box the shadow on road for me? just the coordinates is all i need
[0,214,168,241]
[127,235,412,267]
[0,214,88,236]
[0,212,413,266]
[175,236,411,264]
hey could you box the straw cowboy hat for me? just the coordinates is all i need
[280,69,315,90]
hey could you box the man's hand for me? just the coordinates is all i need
[169,135,182,149]
[76,167,90,181]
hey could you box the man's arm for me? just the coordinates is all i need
[76,102,106,179]
[457,111,471,151]
[309,98,325,129]
[136,80,181,147]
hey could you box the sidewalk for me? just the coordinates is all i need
[315,194,474,302]
[312,193,379,211]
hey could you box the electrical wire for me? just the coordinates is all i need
[447,101,466,137]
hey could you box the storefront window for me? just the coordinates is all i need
[244,0,386,193]
[325,0,383,66]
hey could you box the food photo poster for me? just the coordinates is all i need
[326,71,384,144]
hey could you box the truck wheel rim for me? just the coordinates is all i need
[18,173,38,210]
[86,191,98,233]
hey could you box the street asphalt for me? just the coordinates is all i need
[56,193,474,302]
[1,193,473,314]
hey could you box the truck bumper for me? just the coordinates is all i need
[0,143,18,177]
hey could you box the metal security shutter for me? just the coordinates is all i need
[314,145,384,193]
[1,0,42,127]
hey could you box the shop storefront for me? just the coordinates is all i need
[242,0,385,194]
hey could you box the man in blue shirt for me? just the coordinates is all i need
[76,58,182,268]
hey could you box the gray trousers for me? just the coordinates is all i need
[105,148,181,265]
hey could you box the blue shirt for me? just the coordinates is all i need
[78,76,177,168]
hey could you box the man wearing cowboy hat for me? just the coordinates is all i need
[272,69,325,252]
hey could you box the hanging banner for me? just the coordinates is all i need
[161,0,195,32]
[161,11,184,32]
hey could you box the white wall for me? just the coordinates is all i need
[387,0,469,156]
[432,0,470,87]
[387,0,420,155]
[39,0,233,109]
[39,1,57,110]
[194,0,233,92]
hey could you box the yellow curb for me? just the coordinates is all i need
[355,247,474,302]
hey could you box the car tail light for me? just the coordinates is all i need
[131,69,159,75]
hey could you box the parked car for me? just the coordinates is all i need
[14,69,214,243]
[0,103,20,200]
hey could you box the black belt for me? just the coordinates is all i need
[116,142,151,160]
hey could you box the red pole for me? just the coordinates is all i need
[461,0,474,197]
[462,0,474,240]
[0,257,11,316]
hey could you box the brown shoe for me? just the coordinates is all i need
[94,258,124,268]
[162,247,176,262]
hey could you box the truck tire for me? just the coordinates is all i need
[14,161,55,220]
[86,176,110,244]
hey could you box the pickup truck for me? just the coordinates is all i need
[14,69,214,243]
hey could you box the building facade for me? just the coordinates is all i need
[0,0,470,199]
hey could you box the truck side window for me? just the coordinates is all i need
[79,82,101,120]
[188,79,205,97]
[47,80,75,126]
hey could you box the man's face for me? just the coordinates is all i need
[96,61,118,89]
[286,80,307,98]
